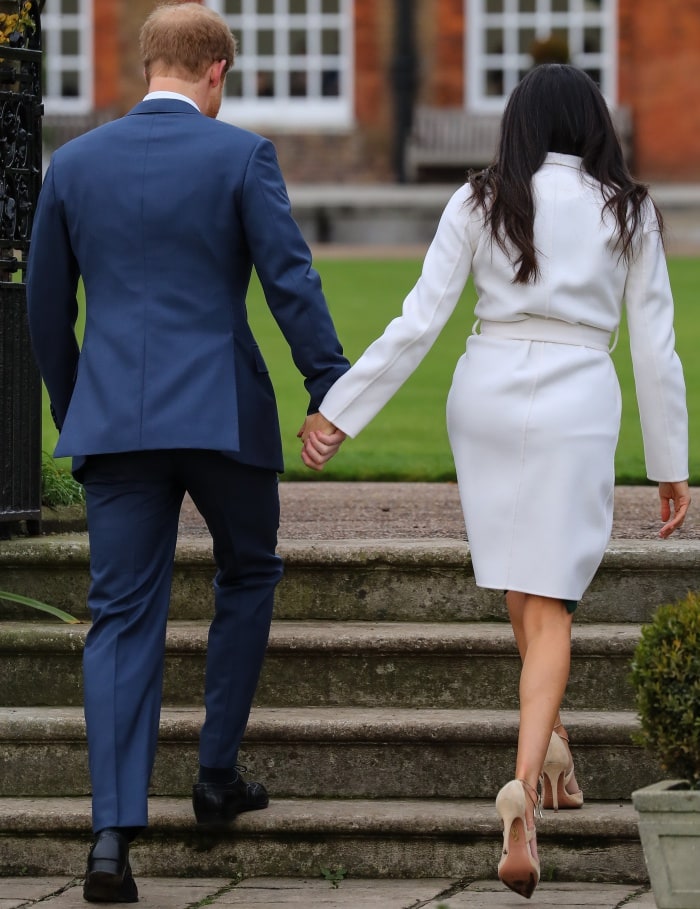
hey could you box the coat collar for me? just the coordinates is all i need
[127,98,202,117]
[542,152,583,170]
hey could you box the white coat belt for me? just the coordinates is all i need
[476,316,616,352]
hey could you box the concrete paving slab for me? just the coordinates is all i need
[0,878,656,908]
[215,877,453,906]
[424,881,653,908]
[2,877,236,908]
[624,891,657,907]
[0,878,76,907]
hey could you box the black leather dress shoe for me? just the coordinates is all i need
[83,829,138,903]
[192,770,269,826]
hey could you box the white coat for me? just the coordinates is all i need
[320,153,688,600]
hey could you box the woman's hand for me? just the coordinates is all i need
[298,413,346,471]
[658,480,691,538]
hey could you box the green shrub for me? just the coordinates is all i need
[41,453,85,507]
[630,592,700,787]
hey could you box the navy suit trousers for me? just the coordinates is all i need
[81,450,282,832]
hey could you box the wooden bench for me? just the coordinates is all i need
[405,105,634,181]
[405,108,501,180]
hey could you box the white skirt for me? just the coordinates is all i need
[446,334,621,601]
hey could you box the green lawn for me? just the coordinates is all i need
[42,257,699,483]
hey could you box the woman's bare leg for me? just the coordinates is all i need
[507,590,582,800]
[506,591,565,730]
[504,592,573,847]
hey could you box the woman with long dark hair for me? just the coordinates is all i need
[300,64,690,898]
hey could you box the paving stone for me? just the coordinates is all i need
[2,878,235,909]
[0,878,657,908]
[624,891,657,907]
[0,877,77,908]
[214,877,454,906]
[424,880,653,908]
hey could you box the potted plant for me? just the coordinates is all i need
[0,1,34,47]
[630,591,700,909]
[0,0,36,88]
[530,34,570,67]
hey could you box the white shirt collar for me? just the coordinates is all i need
[143,90,200,112]
[543,152,583,169]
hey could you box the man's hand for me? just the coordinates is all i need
[658,480,691,538]
[297,413,346,471]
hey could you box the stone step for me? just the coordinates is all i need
[0,796,646,882]
[0,620,641,710]
[1,537,699,624]
[0,706,659,800]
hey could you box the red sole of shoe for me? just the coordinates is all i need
[498,817,539,899]
[500,869,538,900]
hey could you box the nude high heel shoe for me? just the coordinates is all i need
[496,778,541,899]
[541,727,584,810]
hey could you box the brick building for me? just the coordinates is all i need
[42,0,700,183]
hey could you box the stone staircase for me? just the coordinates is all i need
[1,534,699,881]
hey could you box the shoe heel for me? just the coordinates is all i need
[542,730,584,811]
[193,801,223,826]
[496,780,540,900]
[86,859,123,878]
[542,731,568,811]
[496,779,527,835]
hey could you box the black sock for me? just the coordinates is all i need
[98,825,143,844]
[198,765,237,784]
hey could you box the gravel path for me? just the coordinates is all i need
[178,482,698,541]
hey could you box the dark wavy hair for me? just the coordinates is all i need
[469,64,660,284]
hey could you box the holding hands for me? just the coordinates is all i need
[298,413,346,471]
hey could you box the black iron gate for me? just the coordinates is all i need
[0,1,43,528]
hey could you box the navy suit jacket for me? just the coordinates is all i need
[26,98,349,474]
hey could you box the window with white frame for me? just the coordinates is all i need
[41,0,93,113]
[205,0,353,129]
[467,0,617,112]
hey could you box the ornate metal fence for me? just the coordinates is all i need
[0,0,43,528]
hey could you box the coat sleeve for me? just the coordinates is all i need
[624,207,688,482]
[26,160,81,430]
[240,138,349,413]
[319,186,476,437]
